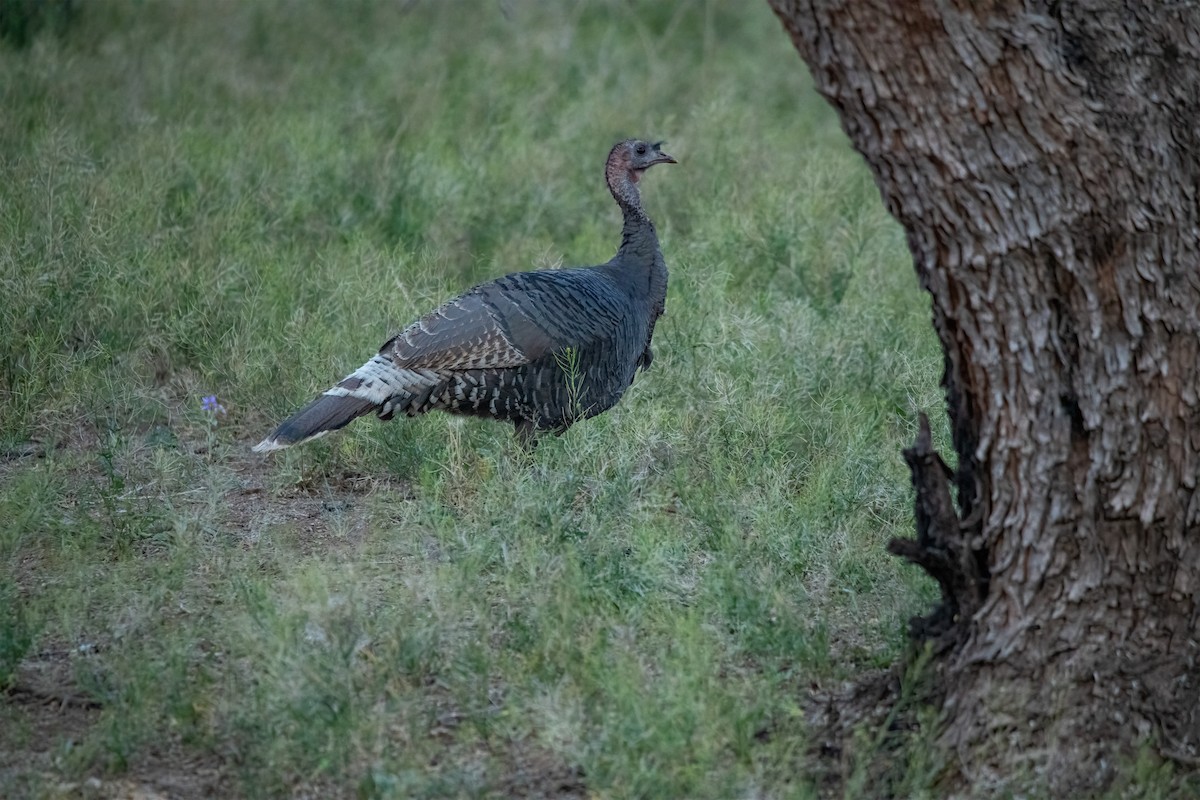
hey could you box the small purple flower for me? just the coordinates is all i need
[201,395,226,415]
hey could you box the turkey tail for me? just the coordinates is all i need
[253,354,419,452]
[252,393,376,452]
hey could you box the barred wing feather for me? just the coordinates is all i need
[384,269,624,371]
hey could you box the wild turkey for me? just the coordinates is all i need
[253,138,676,453]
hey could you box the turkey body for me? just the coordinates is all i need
[368,263,658,431]
[254,139,675,452]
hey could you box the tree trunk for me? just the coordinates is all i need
[767,0,1200,793]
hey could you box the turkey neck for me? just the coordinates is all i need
[605,162,667,307]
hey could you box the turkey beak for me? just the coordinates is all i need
[655,151,677,166]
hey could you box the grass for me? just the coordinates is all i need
[2,1,948,797]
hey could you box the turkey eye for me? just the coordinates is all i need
[635,144,646,155]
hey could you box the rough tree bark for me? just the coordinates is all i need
[767,1,1200,794]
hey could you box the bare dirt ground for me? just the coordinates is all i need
[2,642,230,799]
[2,424,591,798]
[2,426,393,799]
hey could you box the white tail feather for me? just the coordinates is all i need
[323,355,437,404]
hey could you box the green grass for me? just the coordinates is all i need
[2,1,947,797]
